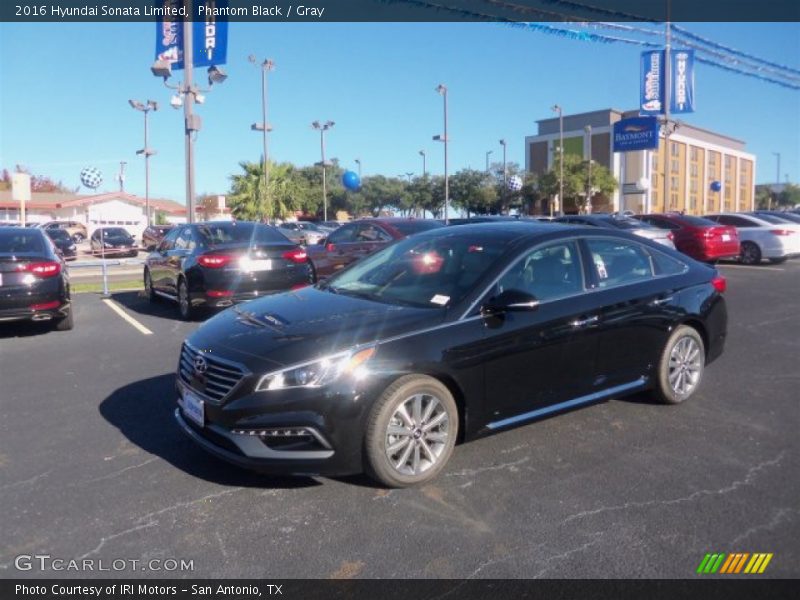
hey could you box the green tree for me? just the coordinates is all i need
[538,154,617,214]
[360,175,408,216]
[778,183,800,207]
[449,168,497,215]
[227,160,309,221]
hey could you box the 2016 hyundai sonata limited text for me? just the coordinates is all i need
[174,222,728,487]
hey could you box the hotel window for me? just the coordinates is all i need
[671,159,679,173]
[709,153,717,167]
[724,155,733,169]
[670,176,679,191]
[651,153,659,170]
[670,142,679,156]
[670,193,679,209]
[690,147,699,162]
[689,195,697,210]
[690,180,698,193]
[690,164,698,177]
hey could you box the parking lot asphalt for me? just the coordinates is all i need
[1,260,798,579]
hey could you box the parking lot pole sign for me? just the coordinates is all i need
[670,49,695,114]
[155,0,184,69]
[154,1,228,70]
[11,172,31,226]
[640,50,665,116]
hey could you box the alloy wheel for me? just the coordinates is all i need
[384,393,450,476]
[668,336,703,398]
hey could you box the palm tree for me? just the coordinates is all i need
[228,161,307,221]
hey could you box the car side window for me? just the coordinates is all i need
[586,238,655,288]
[496,241,584,302]
[648,218,679,230]
[355,224,392,243]
[328,224,356,244]
[174,228,195,251]
[159,228,180,252]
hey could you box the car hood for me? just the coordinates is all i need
[186,286,444,371]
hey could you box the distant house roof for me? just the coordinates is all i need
[0,191,226,214]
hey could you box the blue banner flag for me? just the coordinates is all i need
[155,1,228,70]
[613,117,660,153]
[640,50,665,116]
[670,49,695,114]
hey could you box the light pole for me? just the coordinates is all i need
[150,9,227,224]
[312,120,335,222]
[355,158,362,179]
[771,152,781,210]
[419,150,426,177]
[129,99,158,227]
[249,55,275,221]
[584,125,593,214]
[499,139,508,213]
[404,172,414,182]
[433,84,449,224]
[485,150,493,173]
[551,104,563,217]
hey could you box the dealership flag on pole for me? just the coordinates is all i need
[670,49,696,114]
[640,50,665,115]
[155,0,228,70]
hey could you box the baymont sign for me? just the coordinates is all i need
[613,117,659,152]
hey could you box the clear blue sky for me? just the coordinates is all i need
[1,21,798,204]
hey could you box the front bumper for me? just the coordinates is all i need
[174,377,379,476]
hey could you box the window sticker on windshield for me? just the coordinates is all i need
[593,255,608,279]
[430,294,450,305]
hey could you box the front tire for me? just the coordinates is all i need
[739,241,762,265]
[144,269,157,303]
[364,375,458,488]
[177,278,194,321]
[654,325,705,405]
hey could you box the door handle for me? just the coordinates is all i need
[650,295,674,306]
[571,315,599,328]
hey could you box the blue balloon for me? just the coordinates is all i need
[342,170,361,191]
[710,180,722,192]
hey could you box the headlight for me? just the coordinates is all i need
[104,242,113,248]
[255,347,376,391]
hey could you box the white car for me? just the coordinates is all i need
[704,213,800,264]
[277,221,327,246]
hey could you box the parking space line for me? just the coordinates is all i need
[717,265,784,271]
[102,299,153,336]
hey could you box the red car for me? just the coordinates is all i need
[635,213,740,262]
[306,218,444,278]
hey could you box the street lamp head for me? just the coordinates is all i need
[248,54,257,64]
[207,65,228,85]
[147,100,158,111]
[169,94,183,109]
[435,84,447,96]
[325,120,335,129]
[419,150,425,157]
[150,60,172,79]
[355,158,361,164]
[584,125,592,133]
[129,99,144,111]
[499,139,506,147]
[551,104,561,114]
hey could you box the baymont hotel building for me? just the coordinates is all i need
[525,108,756,215]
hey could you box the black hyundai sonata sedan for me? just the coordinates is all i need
[175,222,727,487]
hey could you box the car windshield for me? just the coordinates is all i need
[297,222,323,232]
[322,232,507,308]
[390,220,445,236]
[0,229,45,254]
[101,228,129,237]
[196,222,289,246]
[47,229,71,241]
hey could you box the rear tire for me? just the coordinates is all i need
[654,325,705,405]
[769,257,788,264]
[739,241,762,265]
[364,375,458,488]
[177,278,194,321]
[55,307,74,331]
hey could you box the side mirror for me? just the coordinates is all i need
[482,289,540,315]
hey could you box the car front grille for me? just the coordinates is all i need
[178,342,247,403]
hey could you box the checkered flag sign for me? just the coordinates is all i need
[80,166,103,189]
[507,175,523,192]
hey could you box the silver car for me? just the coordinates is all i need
[277,221,328,246]
[555,214,676,249]
[705,212,800,264]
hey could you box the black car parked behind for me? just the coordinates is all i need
[174,222,727,487]
[0,226,73,330]
[45,228,78,261]
[90,227,138,257]
[144,221,315,320]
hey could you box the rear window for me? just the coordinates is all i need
[390,220,445,236]
[0,229,46,254]
[196,223,289,245]
[677,215,718,227]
